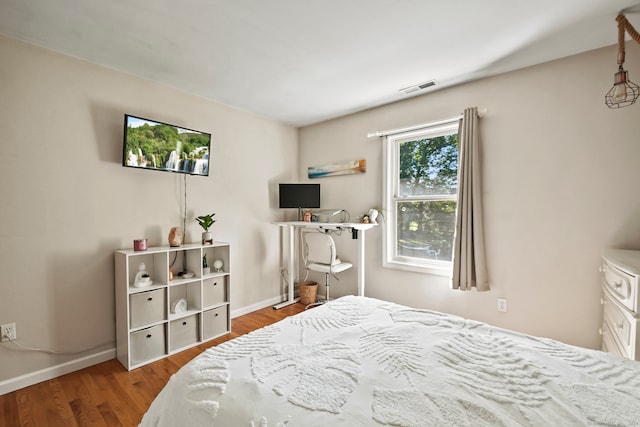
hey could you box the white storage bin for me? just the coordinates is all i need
[203,306,228,340]
[130,288,166,328]
[130,324,165,364]
[203,277,225,307]
[170,314,199,351]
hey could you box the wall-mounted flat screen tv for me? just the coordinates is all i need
[122,114,211,176]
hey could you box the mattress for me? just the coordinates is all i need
[140,296,640,426]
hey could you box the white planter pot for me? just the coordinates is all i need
[202,232,213,245]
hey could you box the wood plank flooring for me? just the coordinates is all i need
[0,302,306,427]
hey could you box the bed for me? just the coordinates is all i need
[140,296,640,426]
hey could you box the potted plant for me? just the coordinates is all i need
[202,254,210,275]
[196,213,216,244]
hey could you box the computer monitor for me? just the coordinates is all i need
[279,183,320,219]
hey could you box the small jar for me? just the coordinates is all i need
[133,238,148,251]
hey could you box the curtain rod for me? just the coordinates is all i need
[367,108,487,138]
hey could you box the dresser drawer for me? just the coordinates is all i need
[130,289,166,328]
[601,319,626,358]
[602,250,640,312]
[602,290,639,360]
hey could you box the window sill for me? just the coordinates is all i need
[382,259,452,277]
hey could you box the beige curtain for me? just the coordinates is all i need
[451,107,489,291]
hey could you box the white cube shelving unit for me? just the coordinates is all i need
[115,242,230,370]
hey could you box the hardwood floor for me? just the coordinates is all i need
[0,302,307,427]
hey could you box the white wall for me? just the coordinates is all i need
[0,34,297,387]
[298,43,640,350]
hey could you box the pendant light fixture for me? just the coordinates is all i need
[605,14,640,109]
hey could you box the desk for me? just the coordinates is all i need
[273,222,377,309]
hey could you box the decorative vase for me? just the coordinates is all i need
[368,209,379,224]
[202,231,213,245]
[168,227,184,247]
[133,262,152,287]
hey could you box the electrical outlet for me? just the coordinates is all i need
[1,323,16,342]
[497,298,508,313]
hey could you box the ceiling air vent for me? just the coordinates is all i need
[399,80,436,95]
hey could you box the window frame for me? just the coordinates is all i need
[382,118,459,276]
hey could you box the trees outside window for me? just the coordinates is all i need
[383,120,458,275]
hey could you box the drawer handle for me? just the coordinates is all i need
[601,298,606,305]
[147,297,153,301]
[614,281,623,289]
[599,328,603,335]
[215,313,219,317]
[213,282,218,286]
[146,334,152,339]
[182,321,187,326]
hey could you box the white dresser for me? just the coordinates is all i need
[600,249,640,360]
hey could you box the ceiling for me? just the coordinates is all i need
[2,0,640,127]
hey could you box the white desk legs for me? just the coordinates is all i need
[273,222,376,309]
[357,230,366,297]
[273,224,300,309]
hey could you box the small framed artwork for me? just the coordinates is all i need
[308,159,366,179]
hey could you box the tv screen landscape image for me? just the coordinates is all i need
[123,114,211,176]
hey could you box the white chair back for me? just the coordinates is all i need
[304,232,338,266]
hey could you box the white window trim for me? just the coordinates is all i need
[382,119,459,277]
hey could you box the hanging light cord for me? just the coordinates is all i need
[183,174,187,233]
[183,173,188,272]
[616,14,640,66]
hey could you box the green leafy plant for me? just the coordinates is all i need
[196,213,216,232]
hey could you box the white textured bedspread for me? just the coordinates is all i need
[141,296,640,426]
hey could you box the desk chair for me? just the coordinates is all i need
[302,231,352,309]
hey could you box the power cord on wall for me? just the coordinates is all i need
[280,268,291,291]
[0,334,113,355]
[183,173,188,235]
[183,173,188,272]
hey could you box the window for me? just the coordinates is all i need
[383,119,459,275]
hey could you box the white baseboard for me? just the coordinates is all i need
[230,295,288,318]
[0,295,288,396]
[0,348,115,396]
